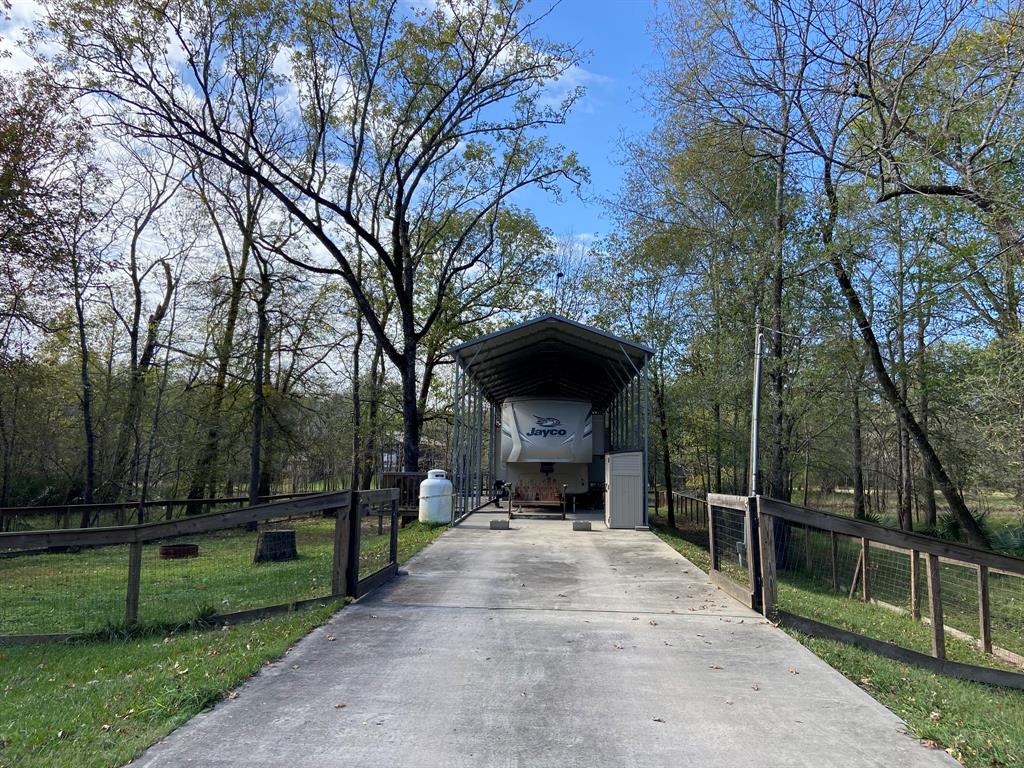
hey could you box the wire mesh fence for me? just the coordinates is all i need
[0,489,411,640]
[711,502,750,587]
[137,514,336,626]
[760,496,1024,682]
[0,543,131,635]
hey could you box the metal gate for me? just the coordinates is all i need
[707,493,762,612]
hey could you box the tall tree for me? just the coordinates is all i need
[45,0,586,472]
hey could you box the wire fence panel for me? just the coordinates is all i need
[0,491,360,640]
[138,515,335,626]
[0,545,130,636]
[358,515,393,580]
[760,497,1024,686]
[990,569,1024,658]
[711,503,750,587]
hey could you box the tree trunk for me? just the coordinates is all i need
[895,237,913,531]
[400,345,420,473]
[248,266,271,506]
[72,262,96,524]
[187,234,250,511]
[361,342,383,490]
[816,152,986,545]
[655,371,675,529]
[832,258,987,546]
[852,370,866,520]
[351,310,363,491]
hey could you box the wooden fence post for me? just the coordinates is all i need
[757,504,777,619]
[125,541,143,625]
[978,565,992,654]
[389,497,399,565]
[861,538,871,603]
[331,503,351,597]
[706,499,718,571]
[345,492,363,598]
[910,550,921,620]
[926,553,945,660]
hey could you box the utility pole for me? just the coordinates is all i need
[749,326,764,496]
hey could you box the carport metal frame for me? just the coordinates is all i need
[449,315,652,525]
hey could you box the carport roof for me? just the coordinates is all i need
[450,314,652,409]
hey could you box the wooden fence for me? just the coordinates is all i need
[0,489,400,642]
[0,492,320,532]
[748,496,1024,690]
[654,490,707,527]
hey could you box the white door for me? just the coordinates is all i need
[605,452,643,529]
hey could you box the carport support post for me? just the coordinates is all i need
[476,382,484,509]
[452,355,461,521]
[642,365,650,526]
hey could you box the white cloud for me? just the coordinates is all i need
[540,64,613,113]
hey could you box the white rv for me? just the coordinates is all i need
[497,398,599,503]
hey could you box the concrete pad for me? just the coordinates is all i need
[489,519,510,530]
[572,520,591,531]
[135,514,955,768]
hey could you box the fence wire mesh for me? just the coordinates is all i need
[138,513,335,626]
[990,569,1024,658]
[0,544,130,635]
[0,492,375,638]
[711,503,750,587]
[769,513,1024,670]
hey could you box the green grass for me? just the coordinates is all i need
[650,513,1024,767]
[0,521,447,768]
[0,519,446,636]
[0,605,339,768]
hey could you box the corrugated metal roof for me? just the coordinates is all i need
[450,314,652,409]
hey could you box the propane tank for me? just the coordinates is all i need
[418,469,453,523]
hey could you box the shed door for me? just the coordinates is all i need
[605,452,643,529]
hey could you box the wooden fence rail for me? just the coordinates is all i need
[754,496,1024,690]
[0,488,402,642]
[0,492,320,531]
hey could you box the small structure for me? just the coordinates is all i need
[253,529,298,562]
[449,314,652,527]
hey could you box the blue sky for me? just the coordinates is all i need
[519,0,660,245]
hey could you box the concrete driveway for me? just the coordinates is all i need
[134,512,956,767]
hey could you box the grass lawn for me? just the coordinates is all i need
[0,521,447,768]
[650,513,1024,768]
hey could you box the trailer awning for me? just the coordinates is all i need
[449,314,652,409]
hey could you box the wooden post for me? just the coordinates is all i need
[707,500,718,571]
[848,550,863,600]
[758,506,777,619]
[746,499,762,613]
[830,532,839,592]
[331,505,351,597]
[978,565,992,654]
[125,541,143,625]
[861,538,871,602]
[926,553,945,660]
[345,493,363,597]
[388,497,399,565]
[910,550,921,620]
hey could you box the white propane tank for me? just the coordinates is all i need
[418,469,453,523]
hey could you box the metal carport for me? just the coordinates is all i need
[448,314,653,523]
